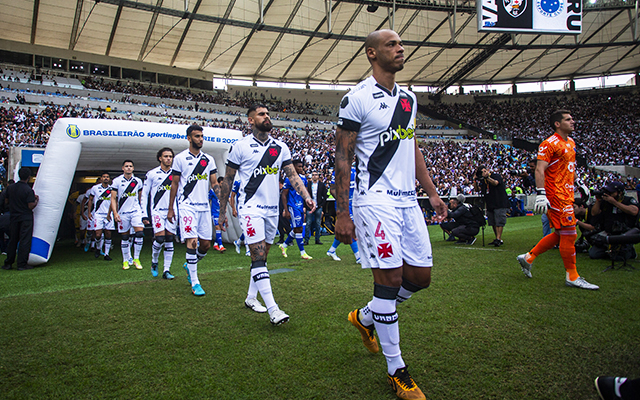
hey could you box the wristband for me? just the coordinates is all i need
[536,188,546,195]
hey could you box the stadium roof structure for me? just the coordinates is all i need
[1,0,639,95]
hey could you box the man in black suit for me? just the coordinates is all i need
[304,171,327,245]
[3,168,39,270]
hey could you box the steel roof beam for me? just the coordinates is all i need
[282,0,342,79]
[105,1,124,56]
[139,0,164,61]
[487,35,541,82]
[409,13,475,82]
[254,0,306,77]
[434,32,511,96]
[226,0,276,76]
[198,0,235,71]
[69,0,84,50]
[543,9,624,80]
[30,0,40,45]
[170,0,203,66]
[309,4,364,80]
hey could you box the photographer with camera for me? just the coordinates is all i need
[588,181,639,260]
[440,194,479,245]
[474,165,510,246]
[516,110,599,290]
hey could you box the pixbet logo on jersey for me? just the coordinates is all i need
[186,173,208,183]
[379,125,414,147]
[253,165,279,178]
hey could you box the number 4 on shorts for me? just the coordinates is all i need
[375,222,386,240]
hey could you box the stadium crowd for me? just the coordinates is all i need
[1,102,637,199]
[1,63,639,197]
[432,91,640,167]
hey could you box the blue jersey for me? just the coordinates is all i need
[283,174,307,210]
[231,180,241,212]
[209,189,220,217]
[331,167,357,206]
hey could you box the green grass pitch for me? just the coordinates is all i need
[1,216,639,399]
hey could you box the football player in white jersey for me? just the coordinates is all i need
[167,125,220,297]
[111,160,145,270]
[141,147,176,280]
[334,30,447,400]
[218,104,316,326]
[86,172,115,261]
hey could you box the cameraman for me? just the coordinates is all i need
[589,181,639,260]
[440,194,479,245]
[474,165,510,246]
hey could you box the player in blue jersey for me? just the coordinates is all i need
[230,180,250,256]
[209,176,226,253]
[326,165,361,263]
[279,160,312,259]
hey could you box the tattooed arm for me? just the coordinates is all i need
[282,164,316,213]
[217,166,237,232]
[334,127,357,244]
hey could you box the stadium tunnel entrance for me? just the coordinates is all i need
[28,118,243,265]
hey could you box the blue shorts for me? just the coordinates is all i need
[288,206,305,229]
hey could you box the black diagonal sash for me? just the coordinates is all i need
[367,93,414,189]
[95,187,111,211]
[153,174,172,208]
[244,142,282,204]
[182,155,210,201]
[118,179,139,209]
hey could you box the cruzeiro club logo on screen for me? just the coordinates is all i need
[66,124,80,139]
[537,0,563,17]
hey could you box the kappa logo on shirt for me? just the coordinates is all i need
[379,103,389,110]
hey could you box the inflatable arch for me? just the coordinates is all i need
[30,118,243,265]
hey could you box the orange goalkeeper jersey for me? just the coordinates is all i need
[537,132,576,209]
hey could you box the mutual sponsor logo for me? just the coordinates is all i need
[250,143,259,147]
[504,0,527,17]
[379,125,414,147]
[123,191,137,198]
[66,124,81,139]
[373,92,384,99]
[253,165,279,178]
[536,0,563,17]
[386,189,416,197]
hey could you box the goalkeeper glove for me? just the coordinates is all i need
[534,188,550,214]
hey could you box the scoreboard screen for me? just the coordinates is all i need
[478,0,582,34]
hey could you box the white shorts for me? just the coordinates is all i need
[79,216,88,230]
[151,211,177,235]
[117,209,144,233]
[94,213,115,231]
[353,204,433,269]
[239,212,278,245]
[179,205,212,241]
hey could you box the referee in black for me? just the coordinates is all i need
[2,167,39,270]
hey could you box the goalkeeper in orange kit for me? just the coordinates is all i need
[516,109,599,290]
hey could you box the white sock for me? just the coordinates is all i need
[371,296,405,376]
[163,241,174,272]
[251,266,276,311]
